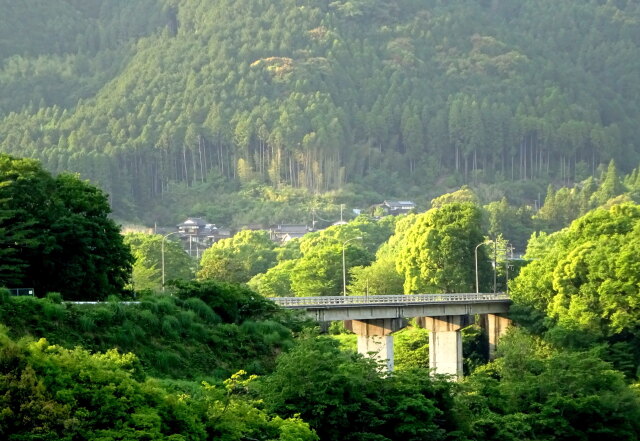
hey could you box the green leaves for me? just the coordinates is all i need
[461,330,640,441]
[397,202,488,293]
[513,203,640,340]
[198,230,277,284]
[257,335,461,441]
[0,330,317,441]
[124,232,195,292]
[0,154,132,299]
[2,0,640,222]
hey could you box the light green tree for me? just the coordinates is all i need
[513,203,640,339]
[397,202,489,293]
[198,230,277,283]
[124,232,195,292]
[430,186,479,208]
[590,159,625,207]
[248,260,296,297]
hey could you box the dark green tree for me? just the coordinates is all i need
[460,329,640,441]
[0,154,132,300]
[257,336,462,441]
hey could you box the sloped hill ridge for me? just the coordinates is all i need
[0,0,639,222]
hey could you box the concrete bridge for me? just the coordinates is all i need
[272,293,511,378]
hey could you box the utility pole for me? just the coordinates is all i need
[493,239,497,294]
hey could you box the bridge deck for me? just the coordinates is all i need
[272,293,509,308]
[271,293,510,321]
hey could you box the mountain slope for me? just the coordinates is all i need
[1,0,639,223]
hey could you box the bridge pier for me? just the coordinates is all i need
[422,315,474,379]
[348,318,405,371]
[273,293,511,377]
[482,313,512,360]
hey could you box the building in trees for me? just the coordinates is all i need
[268,224,313,243]
[383,200,417,215]
[176,217,231,257]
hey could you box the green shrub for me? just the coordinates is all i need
[45,292,63,304]
[155,296,177,316]
[177,310,197,330]
[78,314,96,332]
[138,309,160,330]
[161,316,180,339]
[42,301,66,322]
[91,305,114,325]
[183,297,220,324]
[0,288,9,304]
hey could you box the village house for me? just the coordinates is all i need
[269,224,312,243]
[374,200,417,216]
[176,217,231,257]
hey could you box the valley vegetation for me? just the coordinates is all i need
[3,0,640,439]
[2,156,640,440]
[1,0,640,225]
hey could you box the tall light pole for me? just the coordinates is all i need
[342,237,362,296]
[505,243,513,294]
[475,240,493,294]
[161,231,180,292]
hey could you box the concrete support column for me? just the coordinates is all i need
[485,313,512,360]
[349,318,405,371]
[423,315,473,379]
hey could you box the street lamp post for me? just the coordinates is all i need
[161,231,180,292]
[475,240,493,294]
[342,237,362,296]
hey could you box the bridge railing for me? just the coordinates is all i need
[271,293,509,307]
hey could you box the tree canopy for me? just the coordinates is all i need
[0,153,132,300]
[397,202,490,293]
[198,230,277,284]
[124,232,196,292]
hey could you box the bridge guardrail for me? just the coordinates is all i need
[271,293,510,307]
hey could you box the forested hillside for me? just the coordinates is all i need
[1,0,639,225]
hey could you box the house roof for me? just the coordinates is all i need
[272,224,309,234]
[177,217,207,228]
[383,200,416,209]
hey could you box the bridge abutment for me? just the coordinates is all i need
[349,318,405,371]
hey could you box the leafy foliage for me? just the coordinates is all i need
[512,202,640,373]
[0,329,317,441]
[249,216,391,297]
[397,202,489,293]
[513,204,640,334]
[0,281,304,379]
[0,154,132,299]
[125,232,196,292]
[257,335,463,441]
[459,329,640,441]
[198,230,277,283]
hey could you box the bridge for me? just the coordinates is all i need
[272,293,511,378]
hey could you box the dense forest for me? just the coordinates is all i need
[1,0,640,225]
[3,190,640,439]
[3,156,640,439]
[3,1,640,439]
